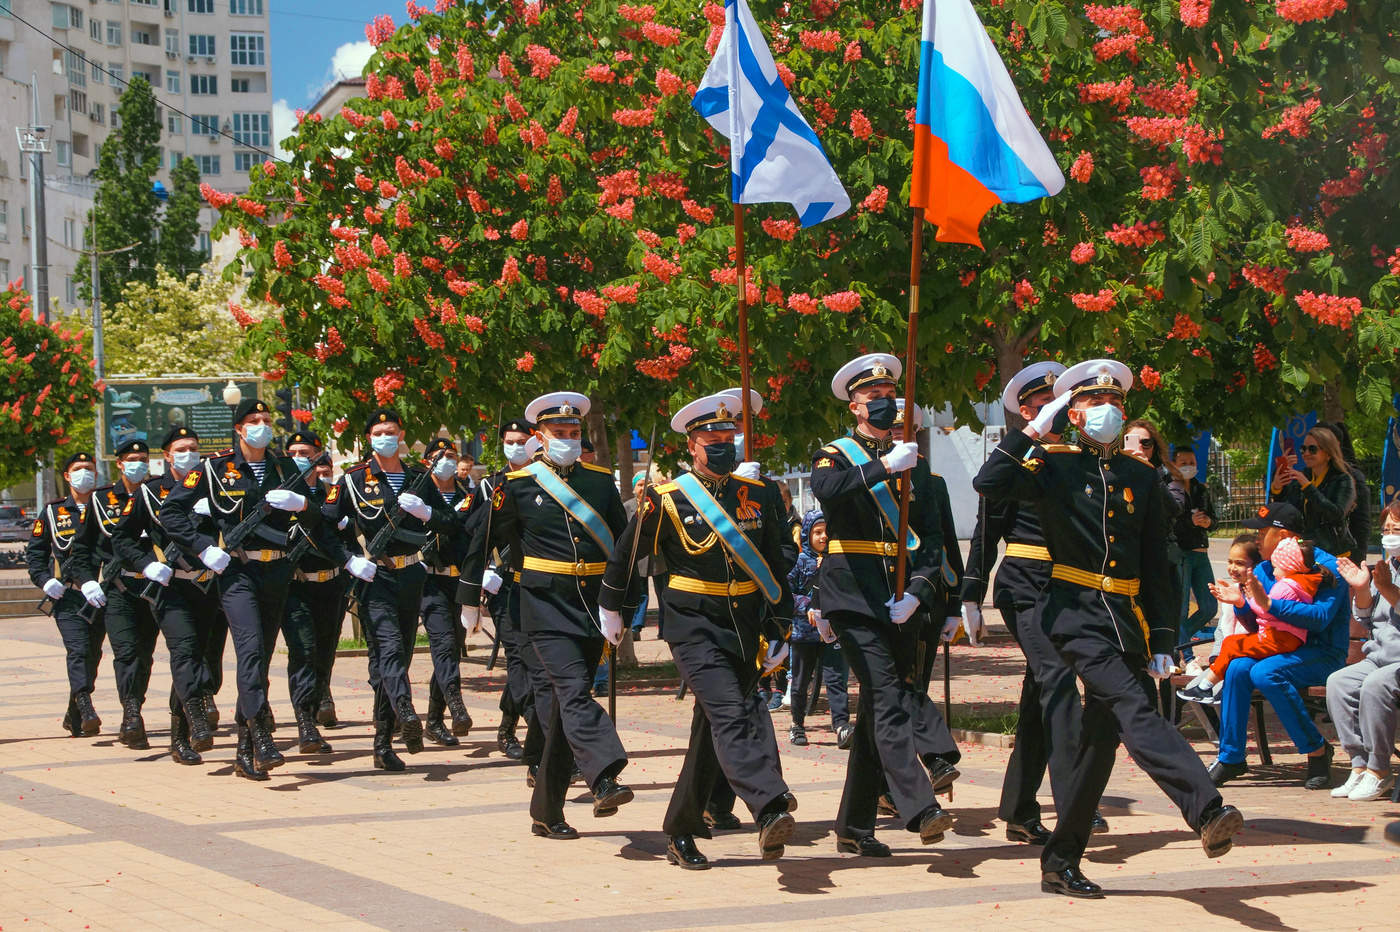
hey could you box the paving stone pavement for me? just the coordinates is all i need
[0,606,1397,931]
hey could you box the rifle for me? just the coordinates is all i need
[609,424,660,721]
[485,602,505,670]
[351,465,436,604]
[221,452,328,554]
[78,558,127,623]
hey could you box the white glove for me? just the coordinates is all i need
[142,562,174,586]
[940,615,961,642]
[598,606,624,646]
[199,545,231,574]
[192,498,211,517]
[344,555,376,582]
[264,489,307,512]
[881,441,919,474]
[481,568,504,594]
[762,640,790,674]
[734,461,761,480]
[1148,653,1175,681]
[80,580,107,608]
[337,516,349,530]
[814,611,837,644]
[398,492,431,521]
[460,605,482,635]
[42,578,65,600]
[885,591,920,625]
[961,602,985,646]
[1028,392,1073,436]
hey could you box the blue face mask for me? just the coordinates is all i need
[68,468,96,493]
[171,450,201,474]
[292,455,312,473]
[547,437,581,467]
[370,433,400,458]
[241,423,273,449]
[122,460,149,482]
[1080,404,1125,444]
[503,442,529,466]
[432,457,458,480]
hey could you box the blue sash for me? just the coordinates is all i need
[524,461,615,554]
[830,437,920,551]
[673,472,782,604]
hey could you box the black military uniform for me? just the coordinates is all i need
[25,452,106,736]
[71,441,157,750]
[601,393,797,868]
[111,426,228,763]
[462,392,631,838]
[322,408,457,771]
[418,436,476,745]
[161,398,324,779]
[973,359,1239,898]
[812,355,958,852]
[281,429,346,756]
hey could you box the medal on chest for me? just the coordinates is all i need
[1123,487,1135,514]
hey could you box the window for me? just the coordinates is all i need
[165,29,179,55]
[51,4,80,29]
[67,91,86,119]
[65,51,85,87]
[231,112,268,147]
[230,77,249,93]
[167,112,182,133]
[188,34,215,57]
[164,69,179,93]
[194,154,219,175]
[132,27,156,46]
[91,102,105,124]
[0,260,8,284]
[190,114,219,136]
[229,33,264,66]
[233,151,258,173]
[91,61,103,84]
[190,74,217,95]
[133,68,157,85]
[108,63,124,84]
[197,232,211,255]
[188,0,214,11]
[90,19,101,41]
[65,276,77,306]
[170,152,182,170]
[0,200,7,241]
[106,22,121,46]
[62,217,76,248]
[229,0,263,14]
[55,139,71,167]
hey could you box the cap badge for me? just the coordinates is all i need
[872,364,889,378]
[559,403,575,416]
[715,401,730,419]
[1096,373,1114,386]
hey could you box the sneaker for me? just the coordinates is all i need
[766,693,784,713]
[789,725,807,747]
[1332,770,1367,798]
[1347,772,1395,801]
[1176,681,1216,705]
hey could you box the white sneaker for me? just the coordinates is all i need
[1347,772,1395,801]
[1331,770,1366,798]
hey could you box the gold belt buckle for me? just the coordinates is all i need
[883,542,898,556]
[575,561,587,575]
[1102,576,1116,593]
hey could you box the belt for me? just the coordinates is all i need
[295,568,341,583]
[1004,543,1052,562]
[374,554,421,570]
[1051,564,1140,596]
[828,539,900,557]
[427,565,460,577]
[669,575,759,597]
[237,549,285,563]
[521,556,607,576]
[173,568,213,582]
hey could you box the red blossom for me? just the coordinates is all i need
[1070,242,1096,264]
[1262,98,1321,140]
[761,219,798,241]
[800,29,841,52]
[1285,225,1330,253]
[1013,279,1039,310]
[641,21,682,47]
[1253,343,1279,372]
[849,110,873,140]
[1242,264,1289,295]
[1069,151,1094,183]
[862,185,889,213]
[1178,0,1211,27]
[823,291,861,313]
[1105,221,1165,247]
[1294,290,1361,327]
[1139,365,1163,390]
[1071,289,1117,312]
[788,293,820,315]
[1275,0,1346,24]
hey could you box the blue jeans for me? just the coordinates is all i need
[1179,550,1218,643]
[630,587,648,634]
[1216,646,1344,764]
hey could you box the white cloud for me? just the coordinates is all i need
[328,40,375,84]
[271,98,297,160]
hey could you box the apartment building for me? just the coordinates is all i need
[0,0,273,307]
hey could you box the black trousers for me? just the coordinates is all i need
[519,628,553,765]
[420,572,463,704]
[664,638,788,837]
[315,582,347,701]
[831,612,951,836]
[492,582,534,718]
[216,558,292,723]
[788,641,851,730]
[52,591,105,697]
[1041,633,1222,872]
[204,607,227,696]
[997,594,1084,824]
[156,577,223,713]
[360,563,425,712]
[285,575,346,709]
[528,632,627,825]
[104,584,159,706]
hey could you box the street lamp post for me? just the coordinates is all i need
[223,380,243,437]
[16,74,52,505]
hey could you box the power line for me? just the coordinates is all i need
[272,10,378,26]
[4,7,287,163]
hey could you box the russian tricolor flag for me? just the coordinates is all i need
[910,0,1065,247]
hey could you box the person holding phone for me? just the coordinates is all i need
[1270,427,1357,560]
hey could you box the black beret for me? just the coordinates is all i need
[287,430,322,448]
[114,439,150,457]
[425,436,458,456]
[160,425,198,449]
[581,437,595,452]
[364,407,402,435]
[233,397,270,424]
[499,418,535,438]
[62,451,95,472]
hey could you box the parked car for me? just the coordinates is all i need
[0,505,32,544]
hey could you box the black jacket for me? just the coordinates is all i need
[161,448,322,558]
[962,494,1051,610]
[24,495,86,590]
[1275,465,1356,558]
[1172,478,1216,552]
[69,485,133,586]
[321,460,457,561]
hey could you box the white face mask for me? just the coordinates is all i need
[68,468,96,493]
[1382,534,1400,558]
[432,457,458,480]
[1178,465,1197,481]
[121,460,150,482]
[241,423,273,449]
[503,442,529,467]
[170,450,201,474]
[370,433,400,458]
[547,437,581,467]
[1080,404,1125,444]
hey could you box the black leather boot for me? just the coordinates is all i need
[395,697,423,754]
[183,696,214,752]
[446,690,473,736]
[497,714,523,759]
[169,712,202,765]
[918,802,955,844]
[259,704,277,733]
[373,715,405,772]
[204,694,220,730]
[233,723,267,781]
[73,692,101,736]
[317,692,337,728]
[295,704,332,754]
[62,701,80,737]
[425,693,458,747]
[248,716,285,772]
[666,834,710,870]
[120,699,149,750]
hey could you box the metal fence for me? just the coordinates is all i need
[1207,448,1382,548]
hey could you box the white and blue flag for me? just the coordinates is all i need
[691,0,850,227]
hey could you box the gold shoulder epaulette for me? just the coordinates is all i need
[731,474,763,487]
[578,461,613,475]
[820,444,840,455]
[654,481,680,494]
[505,467,532,479]
[1042,444,1081,454]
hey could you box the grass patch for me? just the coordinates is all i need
[949,709,1019,735]
[337,633,431,651]
[613,660,678,681]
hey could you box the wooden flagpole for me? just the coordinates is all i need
[893,207,924,600]
[734,203,755,445]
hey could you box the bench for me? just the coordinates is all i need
[1168,673,1328,766]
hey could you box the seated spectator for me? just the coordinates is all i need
[1172,444,1218,643]
[1326,502,1400,801]
[1207,502,1349,790]
[1270,426,1357,560]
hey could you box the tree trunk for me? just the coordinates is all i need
[616,425,636,500]
[586,406,612,470]
[1322,381,1345,425]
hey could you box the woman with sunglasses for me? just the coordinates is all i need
[1270,426,1357,561]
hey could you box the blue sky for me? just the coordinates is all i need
[270,1,389,147]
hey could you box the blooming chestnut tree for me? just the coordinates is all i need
[0,281,104,488]
[210,0,1398,467]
